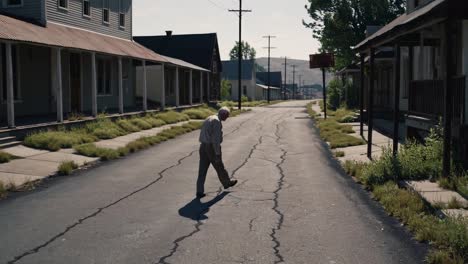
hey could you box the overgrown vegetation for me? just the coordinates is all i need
[308,101,364,149]
[334,151,345,158]
[439,176,468,198]
[58,161,79,176]
[341,129,467,263]
[182,107,217,120]
[0,151,14,164]
[75,122,203,161]
[24,130,97,151]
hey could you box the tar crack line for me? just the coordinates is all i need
[7,149,198,264]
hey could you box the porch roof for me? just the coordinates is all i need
[162,56,209,72]
[0,13,208,72]
[354,0,446,51]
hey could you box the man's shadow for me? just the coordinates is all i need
[179,192,230,221]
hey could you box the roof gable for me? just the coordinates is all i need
[134,33,222,71]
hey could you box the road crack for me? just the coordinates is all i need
[7,149,198,264]
[270,121,287,264]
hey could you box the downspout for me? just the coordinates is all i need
[40,0,47,26]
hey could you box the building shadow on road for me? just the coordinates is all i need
[178,192,230,221]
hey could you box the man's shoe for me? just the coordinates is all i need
[224,180,238,189]
[196,193,206,198]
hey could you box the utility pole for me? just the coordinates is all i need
[263,35,276,104]
[298,74,302,99]
[291,65,297,100]
[282,57,288,100]
[229,1,251,110]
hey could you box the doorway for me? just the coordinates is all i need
[70,53,81,113]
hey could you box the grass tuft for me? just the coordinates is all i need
[24,131,97,151]
[0,151,14,164]
[153,111,189,124]
[182,108,216,120]
[116,119,141,133]
[334,151,345,158]
[74,144,124,161]
[58,161,79,176]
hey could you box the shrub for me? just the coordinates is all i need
[24,131,97,151]
[58,161,79,176]
[116,119,141,133]
[153,111,189,124]
[327,78,344,110]
[85,118,126,139]
[142,116,166,128]
[130,118,152,130]
[182,108,216,120]
[74,144,123,161]
[0,151,13,164]
[360,148,398,187]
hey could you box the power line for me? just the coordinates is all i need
[263,35,276,103]
[229,0,252,110]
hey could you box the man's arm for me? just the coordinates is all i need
[212,120,222,156]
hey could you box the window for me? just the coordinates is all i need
[58,0,68,9]
[1,44,20,102]
[83,0,91,17]
[5,0,23,7]
[102,0,109,24]
[119,0,125,28]
[97,58,112,96]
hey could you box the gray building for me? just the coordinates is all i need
[0,0,207,129]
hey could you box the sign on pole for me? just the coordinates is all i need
[310,53,334,119]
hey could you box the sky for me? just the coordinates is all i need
[132,0,321,61]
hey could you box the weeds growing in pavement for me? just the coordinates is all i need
[153,111,189,124]
[85,118,126,139]
[0,151,14,163]
[58,161,79,176]
[130,118,152,130]
[24,131,97,151]
[439,176,468,198]
[74,144,125,161]
[116,119,141,133]
[182,107,216,119]
[334,151,345,158]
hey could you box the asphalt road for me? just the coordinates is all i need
[0,101,427,264]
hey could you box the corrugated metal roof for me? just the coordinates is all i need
[0,14,207,71]
[162,56,209,72]
[355,0,445,50]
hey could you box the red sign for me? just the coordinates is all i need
[309,53,335,69]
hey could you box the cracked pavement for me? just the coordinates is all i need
[0,101,427,264]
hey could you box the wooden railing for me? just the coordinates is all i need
[409,80,444,117]
[409,77,466,121]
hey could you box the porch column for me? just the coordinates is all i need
[161,63,165,110]
[367,48,375,160]
[200,71,204,103]
[91,52,98,117]
[118,57,124,114]
[207,72,210,102]
[142,60,148,111]
[55,48,64,123]
[175,67,180,107]
[443,20,454,177]
[189,70,193,105]
[5,43,15,128]
[360,54,365,137]
[393,43,401,156]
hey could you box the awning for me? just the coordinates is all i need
[162,56,209,72]
[355,0,445,51]
[0,13,207,71]
[256,84,281,90]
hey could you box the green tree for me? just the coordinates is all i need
[229,41,257,60]
[303,0,406,69]
[220,80,232,100]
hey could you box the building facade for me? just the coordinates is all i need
[0,0,206,129]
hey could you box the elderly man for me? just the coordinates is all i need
[197,107,237,198]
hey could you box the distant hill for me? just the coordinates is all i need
[256,57,333,88]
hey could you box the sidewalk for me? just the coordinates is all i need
[0,120,195,189]
[312,102,468,218]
